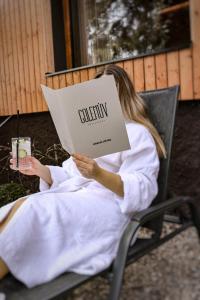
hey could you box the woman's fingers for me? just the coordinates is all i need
[20,170,31,175]
[72,153,95,166]
[72,153,91,163]
[73,159,88,169]
[9,156,38,175]
[72,153,100,179]
[72,154,89,167]
[73,157,93,171]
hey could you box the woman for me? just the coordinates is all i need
[0,65,166,287]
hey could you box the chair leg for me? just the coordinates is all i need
[108,221,140,300]
[107,255,126,300]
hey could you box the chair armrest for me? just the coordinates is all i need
[132,195,195,225]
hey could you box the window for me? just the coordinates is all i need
[51,0,191,71]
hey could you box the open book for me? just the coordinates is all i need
[41,75,130,158]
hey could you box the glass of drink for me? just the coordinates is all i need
[11,137,31,170]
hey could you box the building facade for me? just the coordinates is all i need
[0,0,200,117]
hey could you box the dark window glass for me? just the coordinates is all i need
[68,0,190,68]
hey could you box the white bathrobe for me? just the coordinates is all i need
[0,120,159,288]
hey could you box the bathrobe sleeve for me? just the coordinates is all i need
[39,157,76,191]
[115,124,160,215]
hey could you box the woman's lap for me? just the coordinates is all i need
[0,187,125,239]
[26,188,124,229]
[0,188,128,287]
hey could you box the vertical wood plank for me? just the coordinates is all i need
[0,75,3,116]
[72,71,81,84]
[133,58,145,92]
[46,76,53,88]
[19,0,32,112]
[39,0,48,75]
[192,45,200,99]
[24,0,37,112]
[179,48,193,100]
[190,0,200,99]
[19,0,31,113]
[33,0,54,112]
[38,0,54,112]
[167,51,180,88]
[0,1,3,114]
[0,43,3,114]
[59,74,67,88]
[0,3,7,115]
[43,0,54,73]
[88,68,96,80]
[14,0,27,113]
[8,0,22,114]
[52,75,60,89]
[36,0,49,111]
[30,0,42,111]
[0,42,4,115]
[65,72,73,86]
[155,54,168,89]
[4,0,15,115]
[123,60,134,83]
[80,69,89,82]
[144,56,156,90]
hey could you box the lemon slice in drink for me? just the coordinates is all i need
[19,149,27,158]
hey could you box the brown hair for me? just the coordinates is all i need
[95,64,166,158]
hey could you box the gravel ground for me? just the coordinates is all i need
[66,225,200,300]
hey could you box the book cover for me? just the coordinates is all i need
[41,75,130,158]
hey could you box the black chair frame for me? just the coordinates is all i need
[0,85,199,300]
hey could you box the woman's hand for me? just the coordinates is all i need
[72,153,124,197]
[72,153,101,179]
[10,156,53,185]
[10,156,43,176]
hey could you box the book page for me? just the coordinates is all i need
[41,75,130,158]
[40,85,74,154]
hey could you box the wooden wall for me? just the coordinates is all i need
[0,0,54,116]
[46,47,196,101]
[46,0,200,101]
[190,0,200,99]
[0,0,199,117]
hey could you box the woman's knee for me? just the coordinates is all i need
[0,197,27,231]
[9,198,27,216]
[0,258,9,279]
